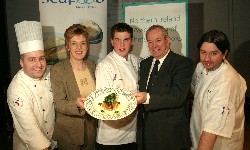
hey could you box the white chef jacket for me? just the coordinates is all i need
[95,50,139,145]
[190,60,247,150]
[7,68,55,150]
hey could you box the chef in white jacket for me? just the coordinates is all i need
[95,23,139,150]
[190,30,247,150]
[7,21,56,150]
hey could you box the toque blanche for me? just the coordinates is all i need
[14,20,44,54]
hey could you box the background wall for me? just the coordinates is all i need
[5,0,250,97]
[5,0,40,78]
[0,0,11,131]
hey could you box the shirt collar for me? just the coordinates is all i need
[112,50,130,62]
[153,49,170,65]
[203,60,227,75]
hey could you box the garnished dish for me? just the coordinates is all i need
[84,88,137,120]
[101,93,120,111]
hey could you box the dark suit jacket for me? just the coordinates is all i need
[50,58,97,148]
[137,51,194,150]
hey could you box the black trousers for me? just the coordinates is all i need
[95,142,138,150]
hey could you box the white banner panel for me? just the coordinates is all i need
[39,0,107,64]
[123,1,188,59]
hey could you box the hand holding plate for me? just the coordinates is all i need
[76,96,86,109]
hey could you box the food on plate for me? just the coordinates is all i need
[101,93,120,111]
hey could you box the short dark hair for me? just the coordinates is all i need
[111,23,133,39]
[197,30,230,54]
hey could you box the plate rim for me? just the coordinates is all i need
[84,87,137,120]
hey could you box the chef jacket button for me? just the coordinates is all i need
[45,121,47,123]
[43,109,45,111]
[40,97,42,99]
[47,132,48,134]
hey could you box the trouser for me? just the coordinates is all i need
[95,142,138,150]
[57,140,94,150]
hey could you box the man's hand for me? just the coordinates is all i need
[132,92,147,104]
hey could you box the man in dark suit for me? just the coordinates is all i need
[133,25,194,150]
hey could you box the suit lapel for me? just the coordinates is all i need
[63,59,81,98]
[151,51,175,89]
[157,51,174,77]
[140,52,175,91]
[140,57,153,92]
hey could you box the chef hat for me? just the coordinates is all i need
[14,20,44,55]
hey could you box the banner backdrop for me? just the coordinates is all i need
[39,0,107,64]
[123,1,188,59]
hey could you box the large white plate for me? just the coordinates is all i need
[84,87,137,120]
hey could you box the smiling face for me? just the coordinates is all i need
[111,32,133,59]
[20,50,47,79]
[67,34,88,61]
[199,42,227,71]
[146,28,170,60]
